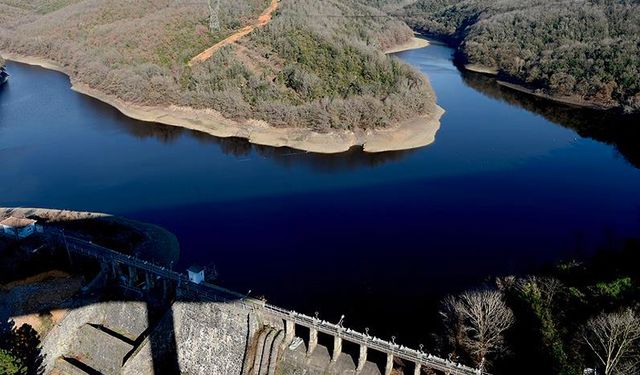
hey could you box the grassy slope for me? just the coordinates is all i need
[0,0,437,132]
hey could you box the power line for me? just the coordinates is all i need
[274,12,430,18]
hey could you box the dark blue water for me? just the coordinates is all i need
[2,41,640,345]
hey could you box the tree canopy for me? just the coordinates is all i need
[0,0,437,131]
[393,0,640,112]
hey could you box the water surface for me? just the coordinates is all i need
[2,40,640,346]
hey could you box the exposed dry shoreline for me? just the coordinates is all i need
[496,80,616,110]
[464,62,617,110]
[1,39,443,154]
[464,63,499,76]
[385,36,430,54]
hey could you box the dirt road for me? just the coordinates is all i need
[189,0,278,66]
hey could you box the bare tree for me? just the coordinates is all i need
[440,289,515,370]
[582,308,640,375]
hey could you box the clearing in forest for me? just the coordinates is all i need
[188,0,279,66]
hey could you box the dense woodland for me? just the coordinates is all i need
[387,0,640,112]
[0,0,437,131]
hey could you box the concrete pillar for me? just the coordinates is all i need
[111,262,118,280]
[284,320,295,345]
[161,279,168,300]
[331,336,342,362]
[384,353,394,375]
[144,271,153,290]
[127,266,136,287]
[356,344,368,373]
[307,328,318,356]
[414,362,421,375]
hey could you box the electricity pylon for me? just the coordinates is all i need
[208,0,220,31]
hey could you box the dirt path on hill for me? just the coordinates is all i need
[189,0,278,66]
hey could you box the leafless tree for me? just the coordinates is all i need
[582,308,640,375]
[440,289,515,370]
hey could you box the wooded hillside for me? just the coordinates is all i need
[0,0,437,131]
[394,0,640,112]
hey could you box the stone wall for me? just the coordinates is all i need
[123,301,278,375]
[40,301,150,373]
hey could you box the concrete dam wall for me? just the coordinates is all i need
[42,299,388,375]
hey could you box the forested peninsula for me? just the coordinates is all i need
[0,0,441,153]
[385,0,640,112]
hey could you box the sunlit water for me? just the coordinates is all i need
[2,40,640,345]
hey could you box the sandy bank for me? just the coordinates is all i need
[2,51,443,154]
[465,63,499,75]
[385,37,430,54]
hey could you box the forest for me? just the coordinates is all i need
[431,238,640,375]
[0,0,437,132]
[390,0,640,112]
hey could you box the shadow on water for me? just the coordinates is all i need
[460,71,640,168]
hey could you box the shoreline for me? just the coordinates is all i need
[385,36,430,54]
[496,80,617,111]
[462,61,618,111]
[464,63,499,76]
[2,44,443,154]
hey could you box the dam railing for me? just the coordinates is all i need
[59,233,483,375]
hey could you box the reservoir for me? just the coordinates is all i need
[2,40,640,346]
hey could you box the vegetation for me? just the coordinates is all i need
[0,350,26,375]
[436,239,640,374]
[440,289,514,370]
[0,0,437,131]
[391,0,640,112]
[0,320,44,375]
[582,308,640,375]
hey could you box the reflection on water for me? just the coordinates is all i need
[3,42,640,356]
[80,90,416,172]
[461,71,640,168]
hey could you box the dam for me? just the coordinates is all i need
[38,231,483,375]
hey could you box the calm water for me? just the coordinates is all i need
[2,41,640,345]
